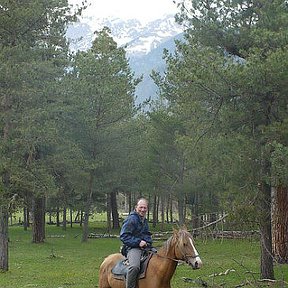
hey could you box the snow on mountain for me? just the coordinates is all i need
[67,14,182,55]
[66,15,184,103]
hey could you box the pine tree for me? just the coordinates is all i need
[0,0,81,269]
[67,27,138,241]
[158,0,288,278]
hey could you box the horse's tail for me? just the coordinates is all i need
[98,258,110,288]
[99,253,124,288]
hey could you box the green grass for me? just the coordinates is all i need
[1,225,287,288]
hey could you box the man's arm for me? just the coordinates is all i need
[120,216,142,247]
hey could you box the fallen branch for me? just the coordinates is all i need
[194,214,229,230]
[88,233,118,239]
[234,280,253,288]
[258,278,277,283]
[209,268,235,277]
[182,277,208,287]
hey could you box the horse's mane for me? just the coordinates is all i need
[161,228,191,256]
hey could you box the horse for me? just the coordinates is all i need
[98,227,202,288]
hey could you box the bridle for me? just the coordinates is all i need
[183,253,200,265]
[149,250,180,263]
[148,241,200,264]
[142,229,201,267]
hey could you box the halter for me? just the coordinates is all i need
[151,250,179,263]
[148,247,200,264]
[183,253,200,265]
[150,232,200,264]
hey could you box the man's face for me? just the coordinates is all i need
[135,200,148,218]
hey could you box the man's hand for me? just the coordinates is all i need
[139,240,147,248]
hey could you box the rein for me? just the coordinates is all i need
[149,250,200,264]
[151,250,180,263]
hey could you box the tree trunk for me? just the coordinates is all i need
[258,179,274,279]
[70,209,73,228]
[210,213,217,229]
[1,94,11,270]
[0,205,9,271]
[82,171,93,242]
[152,194,157,228]
[127,192,132,213]
[82,204,90,242]
[23,206,28,231]
[160,194,165,230]
[106,193,112,233]
[169,196,173,223]
[156,196,160,223]
[147,194,151,222]
[272,185,288,263]
[178,156,185,225]
[260,184,274,279]
[56,207,60,227]
[32,196,45,243]
[80,211,83,226]
[48,210,52,225]
[110,190,119,229]
[74,211,80,223]
[166,195,170,223]
[62,206,67,231]
[24,194,31,230]
[191,193,200,229]
[178,195,185,225]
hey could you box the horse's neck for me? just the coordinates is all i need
[153,246,178,273]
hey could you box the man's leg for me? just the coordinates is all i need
[126,248,142,288]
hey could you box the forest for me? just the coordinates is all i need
[0,0,287,282]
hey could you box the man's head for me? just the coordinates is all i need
[135,198,148,218]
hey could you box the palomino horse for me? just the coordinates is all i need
[98,227,202,288]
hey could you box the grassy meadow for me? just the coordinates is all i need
[1,223,287,288]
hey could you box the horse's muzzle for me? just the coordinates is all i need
[192,261,200,270]
[188,257,202,269]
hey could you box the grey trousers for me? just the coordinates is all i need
[126,248,142,288]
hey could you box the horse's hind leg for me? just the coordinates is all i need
[98,274,111,288]
[99,253,124,288]
[98,264,111,288]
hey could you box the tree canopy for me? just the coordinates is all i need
[1,0,288,277]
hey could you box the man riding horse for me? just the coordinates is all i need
[120,198,152,288]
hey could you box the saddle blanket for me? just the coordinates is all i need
[111,254,153,281]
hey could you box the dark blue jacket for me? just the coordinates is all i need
[120,211,152,248]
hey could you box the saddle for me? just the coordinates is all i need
[111,251,153,281]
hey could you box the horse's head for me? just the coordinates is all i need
[172,228,202,269]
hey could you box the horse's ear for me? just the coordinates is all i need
[172,225,179,234]
[182,224,188,231]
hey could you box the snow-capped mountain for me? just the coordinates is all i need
[67,14,182,55]
[66,15,184,103]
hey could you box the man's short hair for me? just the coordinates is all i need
[135,197,148,207]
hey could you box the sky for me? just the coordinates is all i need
[69,0,180,23]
